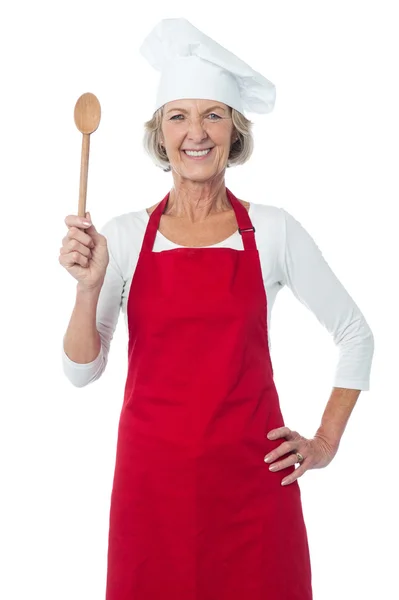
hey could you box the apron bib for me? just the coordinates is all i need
[105,188,312,599]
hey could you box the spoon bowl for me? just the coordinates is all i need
[74,92,101,134]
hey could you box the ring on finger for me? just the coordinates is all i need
[294,451,304,464]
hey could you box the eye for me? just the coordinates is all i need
[207,113,222,120]
[170,114,184,121]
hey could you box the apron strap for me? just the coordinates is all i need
[226,188,257,251]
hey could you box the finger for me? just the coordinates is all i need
[281,462,308,486]
[65,227,95,248]
[59,251,89,269]
[62,238,93,258]
[267,426,291,440]
[62,232,95,250]
[264,440,296,463]
[65,214,93,229]
[268,452,299,472]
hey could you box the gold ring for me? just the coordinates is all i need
[295,452,304,464]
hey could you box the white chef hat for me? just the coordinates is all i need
[139,18,276,116]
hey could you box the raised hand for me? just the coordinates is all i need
[59,211,109,291]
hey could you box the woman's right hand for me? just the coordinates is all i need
[59,212,109,290]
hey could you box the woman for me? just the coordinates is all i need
[60,18,374,600]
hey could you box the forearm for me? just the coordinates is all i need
[315,387,361,449]
[63,283,103,364]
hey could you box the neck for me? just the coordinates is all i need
[166,175,231,223]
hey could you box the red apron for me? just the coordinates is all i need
[105,188,312,600]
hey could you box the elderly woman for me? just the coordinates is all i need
[60,18,374,600]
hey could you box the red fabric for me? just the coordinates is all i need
[105,189,312,599]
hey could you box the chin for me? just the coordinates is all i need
[173,165,226,183]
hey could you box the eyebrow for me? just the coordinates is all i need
[165,105,227,115]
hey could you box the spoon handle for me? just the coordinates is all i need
[78,133,90,217]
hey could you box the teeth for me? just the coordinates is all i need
[185,149,211,157]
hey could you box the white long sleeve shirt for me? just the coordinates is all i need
[62,201,374,390]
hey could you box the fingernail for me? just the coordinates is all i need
[264,455,272,463]
[267,432,274,439]
[269,464,278,471]
[81,220,91,227]
[281,479,288,486]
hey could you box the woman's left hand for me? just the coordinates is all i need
[264,426,339,486]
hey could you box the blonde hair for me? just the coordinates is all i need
[143,106,254,172]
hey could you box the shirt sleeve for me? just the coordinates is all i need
[279,208,374,391]
[62,218,125,387]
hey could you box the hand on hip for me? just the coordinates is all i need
[263,426,338,486]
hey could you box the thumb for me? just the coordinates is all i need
[84,211,99,234]
[84,212,107,246]
[85,212,103,245]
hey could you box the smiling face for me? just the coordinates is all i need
[160,99,236,183]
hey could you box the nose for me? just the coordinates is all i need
[187,116,208,143]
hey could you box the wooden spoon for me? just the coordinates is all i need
[74,93,101,217]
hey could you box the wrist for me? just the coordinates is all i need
[314,426,341,452]
[76,281,103,296]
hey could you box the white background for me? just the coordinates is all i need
[0,1,396,598]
